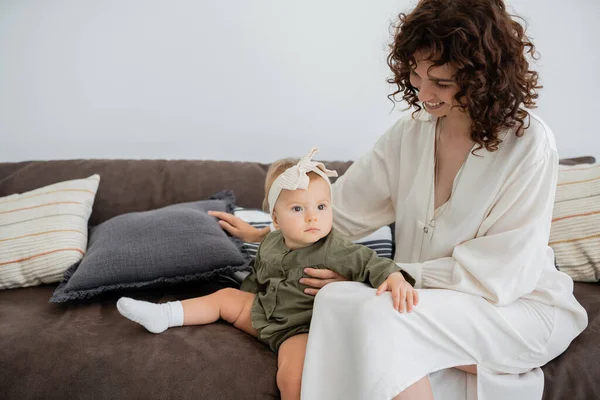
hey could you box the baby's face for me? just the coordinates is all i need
[273,177,333,250]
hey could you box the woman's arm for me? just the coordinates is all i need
[400,147,558,306]
[208,211,270,243]
[331,122,401,240]
[303,119,410,292]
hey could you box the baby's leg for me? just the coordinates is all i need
[117,297,184,334]
[181,288,257,337]
[118,288,256,336]
[277,333,309,400]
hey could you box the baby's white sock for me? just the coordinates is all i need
[117,297,184,334]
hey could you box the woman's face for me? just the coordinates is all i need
[409,51,462,117]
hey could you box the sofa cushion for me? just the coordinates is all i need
[0,282,279,400]
[541,282,600,400]
[0,175,99,289]
[50,193,249,302]
[550,163,600,282]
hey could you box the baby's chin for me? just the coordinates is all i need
[287,227,332,248]
[308,226,333,242]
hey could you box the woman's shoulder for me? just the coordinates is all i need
[500,111,558,167]
[391,109,434,130]
[379,109,435,145]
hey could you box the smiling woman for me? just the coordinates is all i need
[387,0,542,155]
[210,1,589,399]
[408,56,459,111]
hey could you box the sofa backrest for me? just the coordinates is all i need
[0,159,353,226]
[1,156,593,226]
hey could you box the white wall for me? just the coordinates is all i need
[1,0,598,163]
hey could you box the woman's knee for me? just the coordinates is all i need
[356,289,394,317]
[315,281,369,304]
[317,281,353,295]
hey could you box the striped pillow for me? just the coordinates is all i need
[234,207,394,259]
[550,163,600,282]
[0,175,100,289]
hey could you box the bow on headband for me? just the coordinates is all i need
[267,148,338,216]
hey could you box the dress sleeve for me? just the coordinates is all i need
[331,122,401,241]
[399,147,558,306]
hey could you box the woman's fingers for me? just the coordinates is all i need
[209,210,246,230]
[392,285,400,310]
[407,290,415,313]
[399,287,407,313]
[217,220,237,236]
[303,268,344,280]
[208,210,234,222]
[208,210,266,242]
[300,268,348,295]
[300,277,338,289]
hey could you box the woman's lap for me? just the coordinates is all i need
[301,282,569,400]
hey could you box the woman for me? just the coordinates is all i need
[210,0,588,398]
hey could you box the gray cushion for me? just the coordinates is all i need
[50,193,249,303]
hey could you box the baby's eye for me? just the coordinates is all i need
[318,204,327,210]
[292,206,303,212]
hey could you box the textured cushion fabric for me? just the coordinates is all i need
[233,206,394,259]
[550,163,600,282]
[0,175,100,289]
[50,194,249,302]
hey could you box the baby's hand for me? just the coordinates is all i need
[376,272,419,313]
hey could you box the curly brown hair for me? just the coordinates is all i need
[387,0,542,152]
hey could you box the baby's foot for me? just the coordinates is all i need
[117,297,183,333]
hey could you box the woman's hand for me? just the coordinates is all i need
[300,268,349,296]
[207,211,270,243]
[376,272,419,313]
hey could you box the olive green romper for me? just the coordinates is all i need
[239,229,414,352]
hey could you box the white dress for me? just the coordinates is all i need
[300,111,588,400]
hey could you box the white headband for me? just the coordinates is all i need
[267,148,338,217]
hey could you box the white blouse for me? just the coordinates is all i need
[332,111,582,312]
